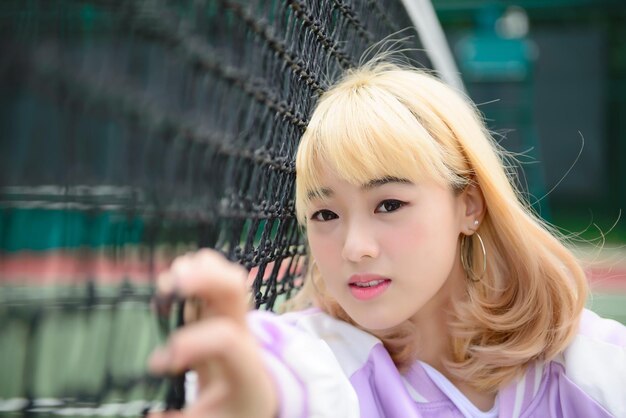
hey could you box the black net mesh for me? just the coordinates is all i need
[0,0,431,415]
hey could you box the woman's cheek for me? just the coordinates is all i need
[385,218,425,254]
[308,230,338,266]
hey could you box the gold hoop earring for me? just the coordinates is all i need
[460,232,487,282]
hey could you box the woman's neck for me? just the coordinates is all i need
[407,266,497,411]
[409,263,465,368]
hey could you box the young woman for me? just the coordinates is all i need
[148,62,626,418]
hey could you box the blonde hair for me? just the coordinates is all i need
[288,62,588,392]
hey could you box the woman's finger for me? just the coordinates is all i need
[149,316,277,418]
[165,249,249,325]
[153,249,248,324]
[149,249,278,417]
[148,316,254,382]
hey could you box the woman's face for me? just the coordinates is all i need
[305,168,471,331]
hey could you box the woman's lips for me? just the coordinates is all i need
[348,274,392,301]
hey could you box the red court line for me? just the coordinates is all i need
[0,252,305,287]
[586,267,626,292]
[0,251,170,285]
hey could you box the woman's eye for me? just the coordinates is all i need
[376,199,405,213]
[310,210,338,222]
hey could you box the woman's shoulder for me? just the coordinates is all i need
[249,307,379,343]
[574,308,626,345]
[562,306,626,358]
[561,309,626,371]
[496,310,625,417]
[248,308,384,373]
[557,309,626,416]
[245,308,362,418]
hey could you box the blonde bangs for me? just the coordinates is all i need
[295,78,455,224]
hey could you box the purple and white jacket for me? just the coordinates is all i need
[188,308,626,417]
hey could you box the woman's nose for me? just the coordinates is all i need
[341,221,380,262]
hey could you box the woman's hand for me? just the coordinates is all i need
[148,249,278,418]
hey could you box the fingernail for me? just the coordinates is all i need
[148,347,171,373]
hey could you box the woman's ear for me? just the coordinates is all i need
[460,184,485,234]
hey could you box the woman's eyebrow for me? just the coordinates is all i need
[307,187,333,200]
[362,176,412,190]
